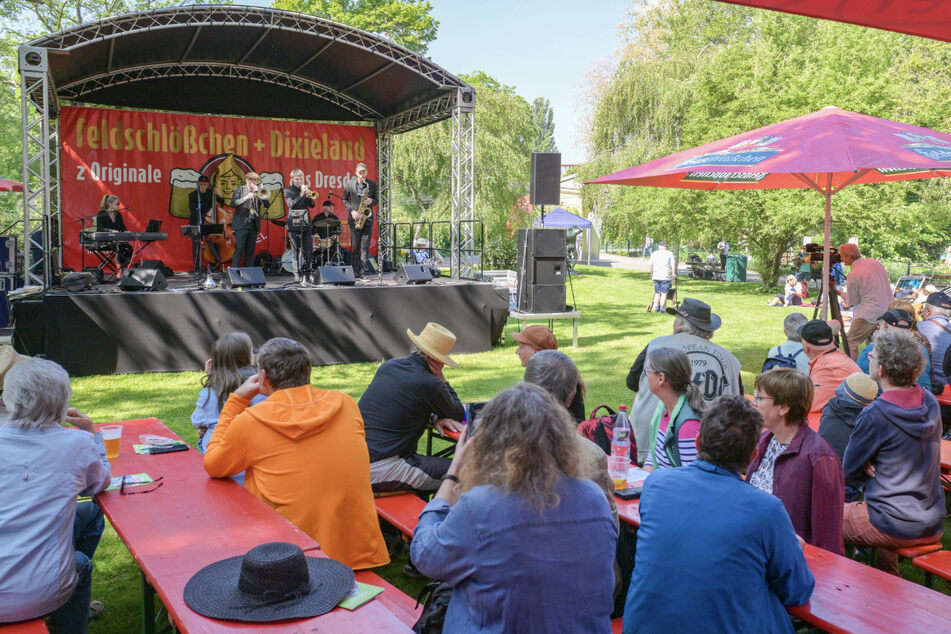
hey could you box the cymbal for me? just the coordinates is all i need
[314,218,341,228]
[269,219,287,227]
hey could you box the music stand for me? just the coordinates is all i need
[181,223,225,282]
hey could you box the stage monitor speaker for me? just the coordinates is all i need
[396,264,433,285]
[530,152,561,206]
[225,267,266,289]
[517,228,566,258]
[518,283,566,313]
[119,268,168,292]
[317,265,356,286]
[135,259,174,277]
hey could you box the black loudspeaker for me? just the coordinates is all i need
[225,267,266,289]
[119,268,168,291]
[317,265,355,286]
[396,264,433,285]
[519,284,566,313]
[136,259,174,277]
[530,152,561,206]
[517,228,566,257]
[531,258,566,285]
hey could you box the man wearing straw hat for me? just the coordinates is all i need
[360,322,465,493]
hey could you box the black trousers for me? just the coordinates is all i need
[350,221,372,278]
[288,221,313,274]
[232,226,257,268]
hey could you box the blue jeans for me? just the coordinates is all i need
[49,500,104,633]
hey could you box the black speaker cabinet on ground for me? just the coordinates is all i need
[317,265,356,286]
[119,268,168,291]
[518,284,566,313]
[396,264,433,285]
[530,152,561,206]
[224,267,266,289]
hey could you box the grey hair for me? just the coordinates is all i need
[924,303,951,319]
[289,168,304,179]
[4,359,71,430]
[874,329,925,387]
[674,316,714,340]
[523,350,579,407]
[783,313,808,341]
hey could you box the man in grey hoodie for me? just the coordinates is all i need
[842,330,945,575]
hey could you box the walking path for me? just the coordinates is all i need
[586,252,765,284]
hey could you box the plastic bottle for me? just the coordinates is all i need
[609,405,632,490]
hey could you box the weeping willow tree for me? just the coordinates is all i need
[579,0,951,287]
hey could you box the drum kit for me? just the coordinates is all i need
[279,216,343,274]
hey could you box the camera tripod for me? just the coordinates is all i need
[812,274,850,358]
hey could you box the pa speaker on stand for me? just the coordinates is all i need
[516,228,567,313]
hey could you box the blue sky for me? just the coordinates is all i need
[426,0,632,163]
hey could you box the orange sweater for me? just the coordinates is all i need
[204,385,389,570]
[809,348,861,413]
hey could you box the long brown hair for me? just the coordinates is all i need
[202,332,254,410]
[459,383,584,509]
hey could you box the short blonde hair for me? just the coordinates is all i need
[289,169,304,179]
[246,172,259,181]
[754,367,813,427]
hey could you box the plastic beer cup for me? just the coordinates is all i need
[101,425,122,459]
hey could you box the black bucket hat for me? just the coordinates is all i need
[666,298,722,331]
[183,542,354,623]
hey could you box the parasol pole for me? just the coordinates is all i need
[821,183,832,321]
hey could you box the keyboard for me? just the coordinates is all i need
[83,232,168,243]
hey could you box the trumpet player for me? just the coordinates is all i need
[284,168,317,283]
[230,171,272,268]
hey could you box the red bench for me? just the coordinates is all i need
[912,550,951,589]
[375,493,427,540]
[0,621,49,633]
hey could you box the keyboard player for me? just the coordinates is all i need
[95,194,132,266]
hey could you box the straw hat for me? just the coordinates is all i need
[183,542,354,623]
[407,322,458,367]
[0,345,29,390]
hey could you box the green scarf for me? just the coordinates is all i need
[649,393,689,468]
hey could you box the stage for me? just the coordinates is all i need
[13,272,509,376]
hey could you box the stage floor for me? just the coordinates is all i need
[13,271,509,376]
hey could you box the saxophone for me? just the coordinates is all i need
[354,181,372,230]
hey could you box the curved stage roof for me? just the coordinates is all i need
[21,4,473,134]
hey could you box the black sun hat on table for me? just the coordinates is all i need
[183,542,354,623]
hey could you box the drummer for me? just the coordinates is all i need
[314,199,339,240]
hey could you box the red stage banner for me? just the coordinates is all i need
[60,106,378,272]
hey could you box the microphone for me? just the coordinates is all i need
[120,206,132,212]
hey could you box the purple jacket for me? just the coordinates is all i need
[747,425,845,554]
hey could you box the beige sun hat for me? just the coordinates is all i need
[407,322,458,367]
[0,345,29,390]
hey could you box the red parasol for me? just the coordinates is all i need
[0,179,23,193]
[588,106,951,317]
[715,0,951,44]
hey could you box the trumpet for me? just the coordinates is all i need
[302,187,317,199]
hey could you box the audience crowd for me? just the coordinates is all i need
[1,243,949,633]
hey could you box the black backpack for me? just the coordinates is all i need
[413,581,453,634]
[762,347,803,372]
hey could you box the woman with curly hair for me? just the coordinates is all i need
[410,383,617,632]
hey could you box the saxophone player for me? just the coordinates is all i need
[343,162,378,280]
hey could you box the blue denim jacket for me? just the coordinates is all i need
[411,478,617,633]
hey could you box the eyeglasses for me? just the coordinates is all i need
[751,394,773,404]
[119,476,165,496]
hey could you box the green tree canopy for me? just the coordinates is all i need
[580,0,951,287]
[391,71,536,268]
[531,97,557,153]
[272,0,438,54]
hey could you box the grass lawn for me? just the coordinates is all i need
[67,264,949,632]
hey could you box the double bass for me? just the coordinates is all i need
[203,199,235,265]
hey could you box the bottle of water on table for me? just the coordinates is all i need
[609,404,632,490]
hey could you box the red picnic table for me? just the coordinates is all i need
[96,418,413,634]
[616,496,951,632]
